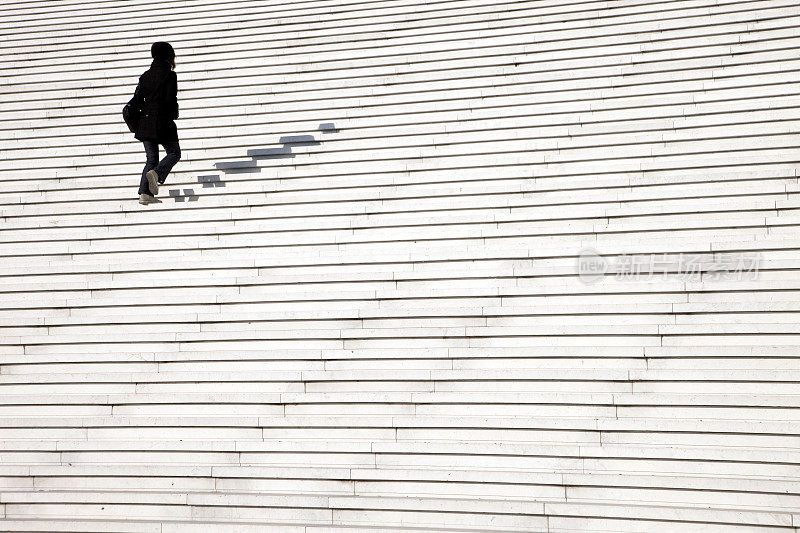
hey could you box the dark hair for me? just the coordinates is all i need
[151,42,176,70]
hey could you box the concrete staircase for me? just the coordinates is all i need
[1,0,800,531]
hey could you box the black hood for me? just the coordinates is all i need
[151,41,175,61]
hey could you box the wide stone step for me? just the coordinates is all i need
[3,0,799,529]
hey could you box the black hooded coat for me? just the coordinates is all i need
[133,59,179,142]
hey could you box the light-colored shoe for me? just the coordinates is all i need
[146,170,159,195]
[139,194,156,205]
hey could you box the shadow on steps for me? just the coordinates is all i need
[167,123,338,202]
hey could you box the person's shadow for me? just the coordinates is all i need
[169,123,338,202]
[217,123,337,173]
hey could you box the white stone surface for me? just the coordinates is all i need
[1,0,799,530]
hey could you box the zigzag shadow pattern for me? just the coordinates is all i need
[167,124,338,202]
[215,124,336,174]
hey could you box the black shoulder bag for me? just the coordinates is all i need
[123,74,170,134]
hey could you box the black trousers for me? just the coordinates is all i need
[139,140,181,195]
